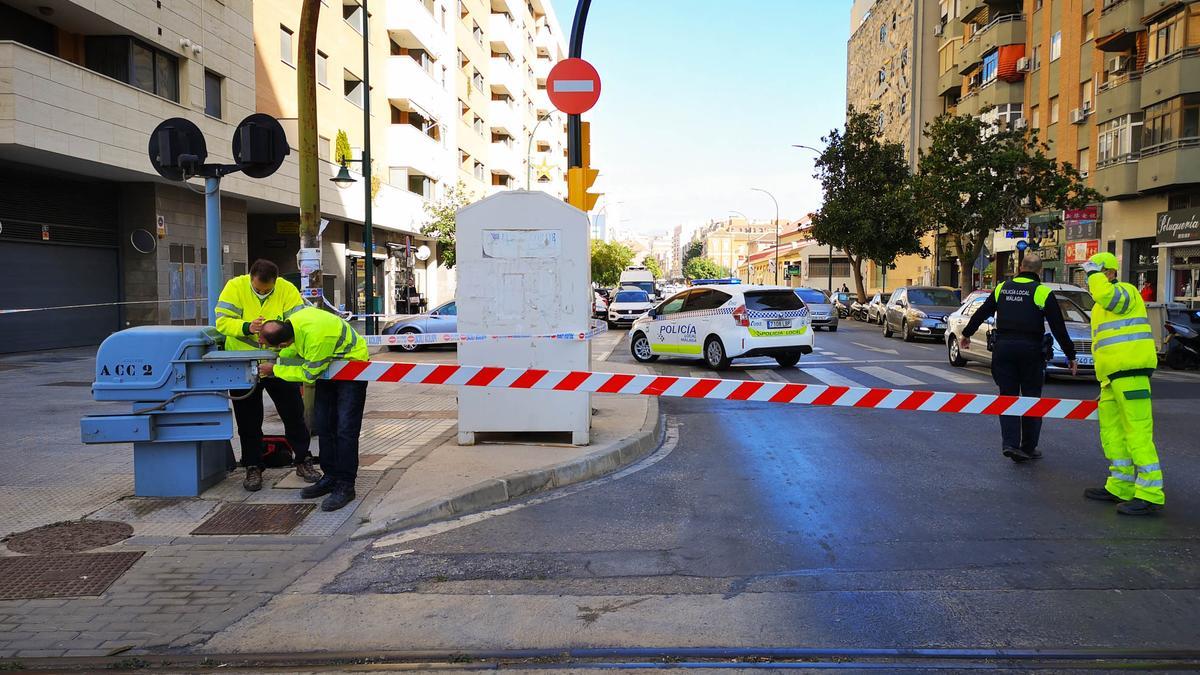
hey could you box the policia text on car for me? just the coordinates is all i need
[960,255,1078,463]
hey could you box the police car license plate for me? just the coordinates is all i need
[1077,354,1094,366]
[767,319,791,329]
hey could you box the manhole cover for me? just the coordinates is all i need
[5,520,134,555]
[364,410,457,419]
[41,381,94,387]
[191,503,315,535]
[0,552,143,600]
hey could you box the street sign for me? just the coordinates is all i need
[1016,240,1029,252]
[546,58,601,115]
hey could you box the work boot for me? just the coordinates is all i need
[300,475,336,499]
[1003,446,1033,462]
[1117,498,1163,516]
[293,456,322,483]
[1084,487,1125,502]
[320,482,357,512]
[242,466,263,492]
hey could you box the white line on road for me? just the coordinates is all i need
[851,341,900,355]
[855,366,923,386]
[908,364,986,385]
[803,367,869,388]
[834,356,854,362]
[747,368,787,383]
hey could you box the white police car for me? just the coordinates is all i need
[629,284,815,370]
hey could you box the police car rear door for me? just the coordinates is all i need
[648,291,691,355]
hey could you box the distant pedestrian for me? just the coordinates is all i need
[1140,280,1156,303]
[259,307,369,512]
[841,283,849,293]
[960,254,1077,462]
[1081,253,1164,515]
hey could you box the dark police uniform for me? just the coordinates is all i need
[962,273,1077,459]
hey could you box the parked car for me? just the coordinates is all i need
[629,284,815,369]
[607,289,655,328]
[832,291,852,318]
[380,300,457,352]
[593,292,608,319]
[945,290,1095,378]
[866,291,892,324]
[794,287,838,331]
[1043,282,1093,311]
[882,286,961,342]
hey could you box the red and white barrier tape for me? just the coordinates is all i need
[322,361,1099,420]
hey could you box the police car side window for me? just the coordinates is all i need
[685,290,732,312]
[658,294,688,316]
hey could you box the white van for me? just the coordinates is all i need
[619,267,657,299]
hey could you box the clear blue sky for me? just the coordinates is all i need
[547,0,851,235]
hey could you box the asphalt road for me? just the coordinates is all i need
[334,319,1200,649]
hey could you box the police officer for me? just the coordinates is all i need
[1081,252,1163,515]
[961,254,1077,462]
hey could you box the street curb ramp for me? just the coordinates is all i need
[351,395,662,540]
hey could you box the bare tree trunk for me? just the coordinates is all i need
[297,0,321,429]
[849,254,867,303]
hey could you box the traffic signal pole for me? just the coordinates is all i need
[566,0,592,170]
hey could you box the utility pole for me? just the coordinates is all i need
[297,0,322,305]
[361,0,375,336]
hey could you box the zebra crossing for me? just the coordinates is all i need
[660,358,1001,391]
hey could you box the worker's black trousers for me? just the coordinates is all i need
[231,378,312,468]
[990,337,1047,452]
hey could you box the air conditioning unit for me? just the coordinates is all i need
[1016,57,1031,72]
[1013,118,1029,130]
[1070,108,1088,124]
[1108,55,1131,73]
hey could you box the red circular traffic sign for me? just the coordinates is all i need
[546,58,601,115]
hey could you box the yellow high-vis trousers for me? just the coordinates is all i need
[1100,375,1164,504]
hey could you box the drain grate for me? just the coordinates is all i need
[41,381,94,387]
[0,552,143,600]
[191,503,315,535]
[5,520,133,555]
[363,410,456,420]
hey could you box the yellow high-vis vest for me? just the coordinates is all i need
[214,275,306,351]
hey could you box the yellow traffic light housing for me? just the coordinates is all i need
[567,122,601,211]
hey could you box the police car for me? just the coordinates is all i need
[629,284,815,370]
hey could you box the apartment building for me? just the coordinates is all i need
[698,217,776,275]
[455,0,567,200]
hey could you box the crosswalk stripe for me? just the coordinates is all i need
[907,364,985,385]
[855,366,922,386]
[747,368,787,383]
[803,367,869,388]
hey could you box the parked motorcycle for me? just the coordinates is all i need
[1164,317,1200,370]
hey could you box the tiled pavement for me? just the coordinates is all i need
[0,347,456,657]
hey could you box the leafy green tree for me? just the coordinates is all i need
[811,106,928,302]
[591,240,635,287]
[334,129,352,166]
[684,257,728,281]
[914,112,1102,297]
[420,182,475,268]
[642,255,663,279]
[681,239,704,270]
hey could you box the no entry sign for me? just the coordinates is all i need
[546,58,601,115]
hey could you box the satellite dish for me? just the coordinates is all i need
[148,117,207,181]
[232,113,290,179]
[415,245,432,261]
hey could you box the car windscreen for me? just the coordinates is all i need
[1057,297,1089,323]
[614,291,649,303]
[907,288,960,306]
[794,289,829,304]
[623,282,655,296]
[744,290,805,311]
[1056,289,1094,311]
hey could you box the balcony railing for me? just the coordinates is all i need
[1101,0,1131,15]
[1144,45,1200,73]
[965,12,1026,44]
[1097,69,1142,93]
[1139,136,1200,159]
[1096,152,1140,169]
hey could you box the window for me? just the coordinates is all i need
[982,51,999,83]
[992,103,1023,129]
[473,114,485,135]
[892,12,897,30]
[319,135,331,161]
[1049,95,1060,124]
[684,289,733,311]
[1098,113,1144,163]
[1144,95,1200,150]
[84,36,179,101]
[457,49,468,69]
[317,50,328,87]
[280,25,294,65]
[900,92,908,115]
[1082,10,1094,42]
[1077,147,1090,176]
[1034,0,1043,9]
[343,3,365,34]
[880,24,887,42]
[1081,79,1093,111]
[473,21,484,46]
[1147,8,1188,63]
[204,70,222,118]
[344,71,364,107]
[742,290,802,311]
[473,160,486,181]
[877,68,886,85]
[1030,105,1040,129]
[1050,31,1062,61]
[472,69,484,91]
[900,46,908,70]
[1031,44,1042,70]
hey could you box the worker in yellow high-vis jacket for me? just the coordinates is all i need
[259,306,369,512]
[214,259,321,492]
[1081,252,1164,515]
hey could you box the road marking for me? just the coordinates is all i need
[803,367,869,388]
[912,344,935,351]
[908,364,986,385]
[1157,370,1200,382]
[747,368,787,383]
[851,341,899,355]
[834,356,854,362]
[855,366,923,386]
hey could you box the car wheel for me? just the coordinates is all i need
[829,325,838,332]
[606,320,616,330]
[902,320,914,342]
[630,332,658,363]
[948,335,968,367]
[704,336,731,371]
[775,352,801,368]
[387,327,423,352]
[882,317,894,338]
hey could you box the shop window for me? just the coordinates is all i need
[85,36,179,102]
[1126,237,1158,287]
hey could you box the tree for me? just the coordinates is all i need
[684,257,728,281]
[810,106,928,303]
[591,240,635,287]
[420,182,475,268]
[334,129,352,165]
[642,255,663,279]
[914,112,1102,297]
[681,239,704,270]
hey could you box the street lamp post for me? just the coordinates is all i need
[750,188,779,285]
[526,111,553,190]
[729,211,749,282]
[791,144,831,293]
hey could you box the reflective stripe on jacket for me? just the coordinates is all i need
[1087,271,1157,384]
[214,275,307,351]
[273,306,369,384]
[992,275,1052,337]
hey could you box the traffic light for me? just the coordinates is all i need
[567,122,601,211]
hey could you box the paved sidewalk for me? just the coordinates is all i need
[0,331,653,659]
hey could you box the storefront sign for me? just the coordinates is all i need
[1064,207,1099,221]
[1039,245,1061,262]
[1065,219,1099,240]
[1065,239,1099,264]
[1157,207,1200,245]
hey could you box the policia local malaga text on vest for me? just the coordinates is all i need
[961,258,1077,462]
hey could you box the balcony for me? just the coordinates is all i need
[1098,0,1145,41]
[489,141,521,177]
[386,55,450,119]
[958,33,983,73]
[534,55,553,79]
[957,78,1024,117]
[938,67,962,97]
[936,19,964,40]
[387,0,445,56]
[489,56,521,95]
[489,13,521,54]
[960,14,1026,73]
[488,99,520,135]
[388,123,451,180]
[960,0,985,22]
[1094,156,1140,198]
[1138,140,1200,192]
[1096,70,1142,120]
[1141,47,1200,107]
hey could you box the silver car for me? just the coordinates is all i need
[945,290,1095,378]
[794,287,838,331]
[381,300,458,352]
[866,292,892,324]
